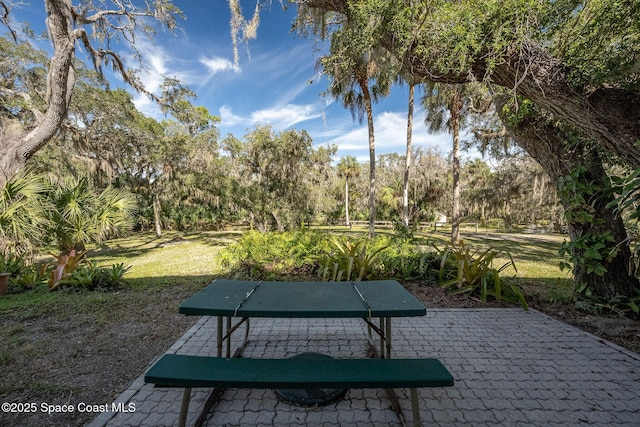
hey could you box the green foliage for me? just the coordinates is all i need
[224,126,336,232]
[377,240,440,283]
[0,252,23,276]
[219,230,332,280]
[49,176,136,252]
[549,0,640,89]
[319,237,389,281]
[48,250,88,291]
[575,283,640,318]
[220,230,441,283]
[557,166,620,278]
[47,250,129,292]
[0,171,51,257]
[10,263,49,292]
[434,240,527,309]
[0,251,51,293]
[608,167,640,279]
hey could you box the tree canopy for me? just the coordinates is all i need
[298,0,640,167]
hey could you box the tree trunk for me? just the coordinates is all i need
[402,84,415,228]
[451,127,461,243]
[272,210,284,231]
[496,97,639,299]
[566,165,636,299]
[359,76,376,238]
[344,177,350,227]
[450,93,462,244]
[0,0,77,189]
[153,195,162,238]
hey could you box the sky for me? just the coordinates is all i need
[8,1,465,163]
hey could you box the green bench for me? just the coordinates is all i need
[144,354,454,427]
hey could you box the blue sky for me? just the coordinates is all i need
[9,1,460,163]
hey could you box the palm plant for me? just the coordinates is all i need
[0,171,51,256]
[337,156,361,227]
[435,240,528,309]
[422,82,490,243]
[320,4,394,238]
[49,176,136,253]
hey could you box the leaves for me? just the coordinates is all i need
[324,237,389,281]
[435,240,527,309]
[48,249,88,290]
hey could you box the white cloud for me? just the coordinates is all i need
[129,40,192,119]
[219,103,322,132]
[200,56,240,74]
[250,104,321,129]
[219,105,244,126]
[321,111,453,158]
[199,56,240,88]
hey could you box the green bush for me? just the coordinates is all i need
[434,240,528,309]
[55,261,130,291]
[220,230,442,283]
[219,230,332,280]
[317,237,389,281]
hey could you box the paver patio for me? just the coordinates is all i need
[89,308,640,426]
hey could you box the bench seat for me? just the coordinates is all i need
[145,354,454,427]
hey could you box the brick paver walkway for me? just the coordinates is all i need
[89,309,640,426]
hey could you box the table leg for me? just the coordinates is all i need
[225,316,231,358]
[385,317,392,359]
[379,317,385,358]
[178,387,191,427]
[196,317,252,426]
[410,388,421,427]
[216,316,223,358]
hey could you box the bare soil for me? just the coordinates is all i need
[1,281,639,427]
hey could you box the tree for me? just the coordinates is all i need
[492,97,639,300]
[296,0,640,168]
[0,0,184,188]
[400,76,421,228]
[410,147,450,222]
[228,125,331,232]
[319,2,393,237]
[462,159,493,223]
[337,155,360,227]
[422,83,488,243]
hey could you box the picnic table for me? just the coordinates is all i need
[178,279,428,359]
[145,279,453,427]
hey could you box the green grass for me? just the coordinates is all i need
[88,230,242,278]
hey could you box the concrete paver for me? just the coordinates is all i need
[89,309,640,426]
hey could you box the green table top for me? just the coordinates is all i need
[179,279,426,318]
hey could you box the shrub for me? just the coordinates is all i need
[219,230,331,280]
[52,261,130,291]
[48,250,129,291]
[318,237,389,281]
[220,230,442,283]
[435,240,528,309]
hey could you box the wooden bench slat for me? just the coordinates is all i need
[145,354,454,389]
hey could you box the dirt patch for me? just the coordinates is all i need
[1,282,639,427]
